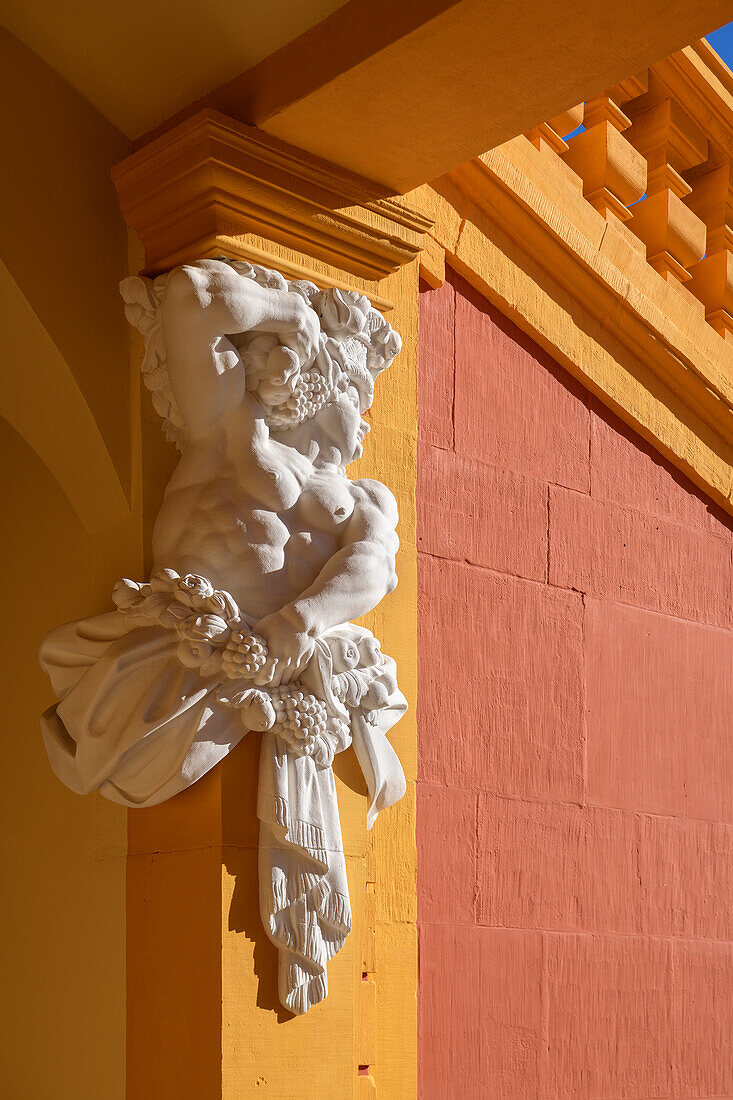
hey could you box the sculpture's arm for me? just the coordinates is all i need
[292,480,399,630]
[255,480,399,685]
[162,259,320,441]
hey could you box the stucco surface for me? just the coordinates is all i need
[0,31,136,1099]
[416,271,733,1098]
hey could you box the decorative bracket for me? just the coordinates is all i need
[112,109,432,284]
[39,257,406,1014]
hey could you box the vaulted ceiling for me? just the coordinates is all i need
[0,0,349,137]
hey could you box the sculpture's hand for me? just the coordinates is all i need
[276,295,320,368]
[252,606,317,687]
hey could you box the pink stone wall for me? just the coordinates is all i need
[417,270,733,1099]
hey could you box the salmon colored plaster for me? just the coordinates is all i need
[417,270,733,1099]
[453,279,591,494]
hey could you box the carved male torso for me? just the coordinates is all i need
[155,433,338,620]
[154,414,391,624]
[154,260,398,684]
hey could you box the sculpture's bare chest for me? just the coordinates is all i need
[153,462,352,618]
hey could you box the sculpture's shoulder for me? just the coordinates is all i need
[349,478,399,531]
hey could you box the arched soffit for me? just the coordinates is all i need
[0,28,133,492]
[0,259,129,530]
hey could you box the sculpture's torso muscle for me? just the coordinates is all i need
[153,414,360,623]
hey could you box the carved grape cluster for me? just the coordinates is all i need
[265,367,346,431]
[221,629,268,679]
[269,686,329,756]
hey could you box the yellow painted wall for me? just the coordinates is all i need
[220,258,419,1100]
[125,246,419,1100]
[3,10,732,1097]
[0,28,137,1099]
[0,27,418,1097]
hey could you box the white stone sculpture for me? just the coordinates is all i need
[39,258,406,1015]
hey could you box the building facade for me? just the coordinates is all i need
[1,3,732,1097]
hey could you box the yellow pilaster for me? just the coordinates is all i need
[115,116,422,1100]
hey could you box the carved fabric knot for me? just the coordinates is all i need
[108,568,362,770]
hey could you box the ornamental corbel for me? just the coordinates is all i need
[39,257,406,1014]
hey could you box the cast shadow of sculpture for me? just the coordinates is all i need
[221,736,288,1020]
[222,729,370,1019]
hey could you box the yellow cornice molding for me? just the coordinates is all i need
[694,38,733,94]
[112,91,733,513]
[112,109,432,290]
[412,133,733,511]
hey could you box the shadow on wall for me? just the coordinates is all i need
[0,418,138,1100]
[223,737,291,1022]
[222,726,369,1022]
